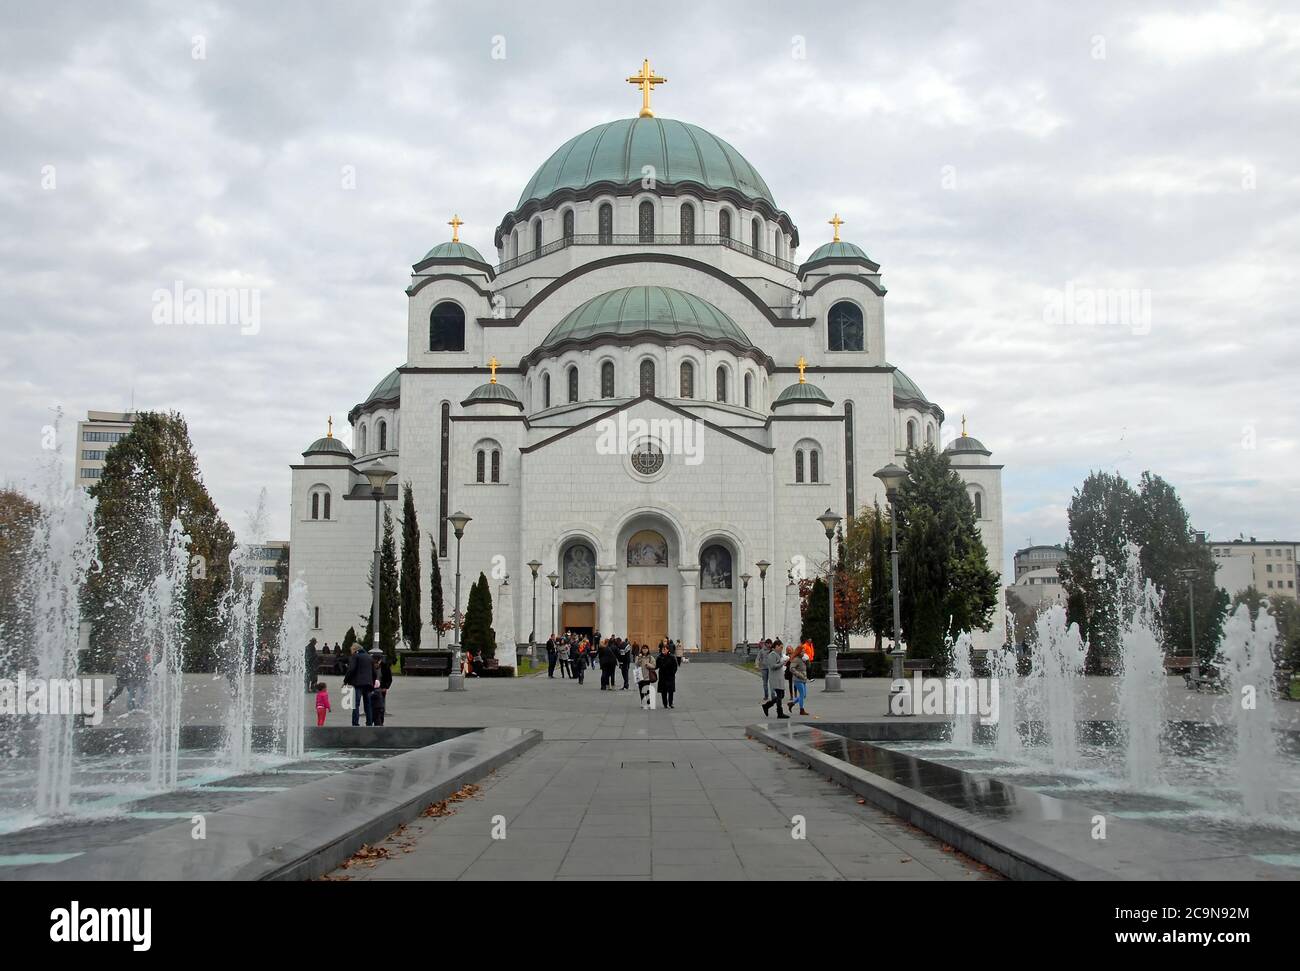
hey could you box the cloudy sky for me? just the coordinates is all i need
[2,0,1297,578]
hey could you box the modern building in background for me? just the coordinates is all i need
[75,410,137,486]
[1008,544,1067,609]
[246,540,290,585]
[1210,538,1299,600]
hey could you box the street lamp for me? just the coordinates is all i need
[741,572,752,654]
[446,510,471,692]
[818,509,843,692]
[547,571,558,640]
[756,560,771,642]
[363,460,396,655]
[874,463,911,715]
[527,559,541,660]
[1176,566,1201,682]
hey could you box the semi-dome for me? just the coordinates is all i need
[540,286,752,351]
[772,382,832,408]
[422,240,487,263]
[945,434,992,457]
[303,435,354,459]
[516,117,777,212]
[461,382,523,409]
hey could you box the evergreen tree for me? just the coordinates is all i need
[359,506,400,661]
[894,446,999,667]
[800,577,831,660]
[399,483,422,650]
[0,488,40,665]
[1059,471,1136,672]
[342,626,357,653]
[86,411,235,672]
[461,572,497,659]
[430,539,445,649]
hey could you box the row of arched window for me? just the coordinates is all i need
[904,417,939,450]
[475,445,501,484]
[794,445,822,484]
[309,487,331,520]
[356,418,389,456]
[539,360,757,410]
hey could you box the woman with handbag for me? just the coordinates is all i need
[636,644,657,710]
[656,642,679,709]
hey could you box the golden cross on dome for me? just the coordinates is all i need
[626,58,667,118]
[488,356,499,384]
[961,414,968,437]
[448,214,464,243]
[797,356,808,383]
[828,213,844,242]
[327,415,333,438]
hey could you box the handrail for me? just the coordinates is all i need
[494,233,800,275]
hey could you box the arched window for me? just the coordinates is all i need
[567,366,579,403]
[680,203,695,244]
[719,208,732,240]
[679,361,694,398]
[532,218,542,253]
[810,450,820,483]
[639,200,654,242]
[542,373,551,409]
[358,423,367,455]
[752,218,761,251]
[795,440,820,483]
[491,449,501,484]
[906,419,917,450]
[601,361,615,398]
[562,209,574,242]
[973,491,983,519]
[378,420,387,451]
[598,203,613,244]
[323,492,330,519]
[743,373,753,409]
[700,544,733,589]
[311,492,319,519]
[715,366,728,403]
[828,301,864,351]
[429,301,466,351]
[476,450,486,483]
[639,359,655,396]
[926,424,935,446]
[310,487,330,520]
[563,543,596,588]
[795,449,805,484]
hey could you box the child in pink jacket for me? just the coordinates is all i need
[315,683,331,726]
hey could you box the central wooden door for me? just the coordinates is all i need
[700,602,733,652]
[626,585,668,647]
[561,602,596,635]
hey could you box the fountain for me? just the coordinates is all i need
[1116,545,1165,788]
[948,631,974,748]
[1218,603,1283,816]
[1027,604,1087,768]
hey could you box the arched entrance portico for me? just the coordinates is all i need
[614,511,685,647]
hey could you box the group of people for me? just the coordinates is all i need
[544,632,681,709]
[313,642,394,727]
[756,638,815,718]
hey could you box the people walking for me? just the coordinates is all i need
[344,644,375,726]
[788,647,810,716]
[546,636,557,678]
[636,644,657,709]
[573,639,587,685]
[756,639,772,700]
[760,646,789,719]
[616,637,632,690]
[598,638,617,690]
[656,643,679,709]
[557,637,571,678]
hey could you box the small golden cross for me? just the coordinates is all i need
[626,59,667,118]
[448,214,464,243]
[828,213,844,242]
[488,356,499,384]
[961,414,968,437]
[797,356,807,383]
[327,415,333,438]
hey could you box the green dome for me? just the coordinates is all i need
[516,117,777,212]
[462,382,523,409]
[891,367,930,406]
[423,240,487,263]
[365,369,401,406]
[304,436,354,458]
[804,240,870,264]
[542,286,751,350]
[945,435,991,456]
[772,382,832,407]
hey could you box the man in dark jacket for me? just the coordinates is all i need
[616,637,632,690]
[598,639,617,690]
[344,645,375,726]
[656,643,679,709]
[305,638,319,692]
[546,636,557,678]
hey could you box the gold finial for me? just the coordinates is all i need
[797,356,808,384]
[448,214,464,243]
[488,356,499,384]
[961,414,968,437]
[626,58,667,118]
[327,415,333,438]
[828,213,845,243]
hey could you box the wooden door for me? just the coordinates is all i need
[626,585,668,647]
[700,602,733,652]
[561,602,595,633]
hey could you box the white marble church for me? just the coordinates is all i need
[289,62,1005,656]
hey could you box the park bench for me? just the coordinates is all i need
[903,658,936,674]
[1164,654,1194,673]
[834,654,867,677]
[399,652,453,676]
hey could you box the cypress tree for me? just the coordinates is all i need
[430,540,445,648]
[379,506,400,662]
[399,483,422,650]
[801,577,831,660]
[868,500,890,650]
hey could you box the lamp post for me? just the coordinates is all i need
[363,461,397,656]
[547,571,558,640]
[874,463,911,715]
[741,572,752,653]
[1176,566,1200,681]
[818,509,843,692]
[528,559,541,660]
[446,510,471,692]
[756,560,770,642]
